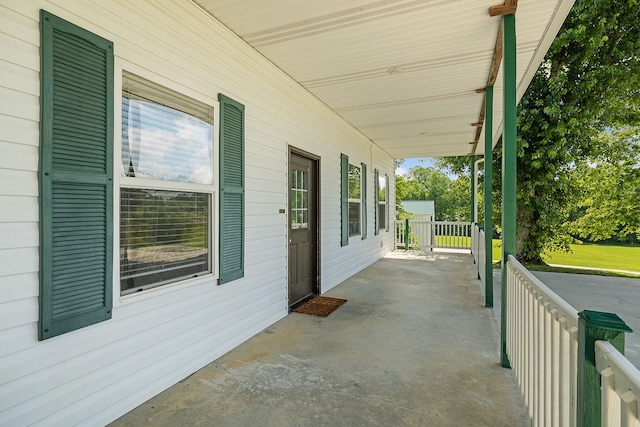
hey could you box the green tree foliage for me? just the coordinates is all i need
[440,0,640,263]
[569,128,640,241]
[434,157,471,178]
[449,176,473,221]
[436,156,498,230]
[511,0,640,262]
[396,166,470,221]
[396,175,427,201]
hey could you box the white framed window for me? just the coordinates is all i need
[118,71,217,295]
[378,174,387,230]
[348,163,362,237]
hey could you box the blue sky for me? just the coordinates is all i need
[395,157,435,176]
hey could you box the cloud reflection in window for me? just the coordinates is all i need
[121,97,214,185]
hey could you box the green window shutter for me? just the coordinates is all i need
[39,10,114,340]
[340,154,349,246]
[385,174,390,232]
[374,169,379,236]
[218,94,245,284]
[361,162,367,240]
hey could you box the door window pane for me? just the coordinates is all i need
[291,169,308,229]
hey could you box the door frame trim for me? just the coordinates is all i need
[287,145,321,307]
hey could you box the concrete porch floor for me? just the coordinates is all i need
[111,251,527,426]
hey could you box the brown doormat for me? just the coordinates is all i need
[293,296,347,317]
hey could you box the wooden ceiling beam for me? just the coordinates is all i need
[486,20,503,87]
[489,0,518,17]
[471,2,516,155]
[489,4,517,17]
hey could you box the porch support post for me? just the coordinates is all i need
[470,155,476,223]
[501,12,516,368]
[484,85,494,308]
[405,218,409,250]
[577,310,631,427]
[473,158,483,225]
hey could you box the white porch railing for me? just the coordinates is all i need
[471,224,487,285]
[595,340,640,426]
[472,224,479,264]
[471,224,486,286]
[506,255,580,427]
[394,220,471,251]
[475,226,487,285]
[397,222,639,425]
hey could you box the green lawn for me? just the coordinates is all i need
[434,235,471,246]
[490,240,640,274]
[542,244,640,273]
[415,233,639,275]
[491,239,501,263]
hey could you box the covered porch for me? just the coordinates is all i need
[111,251,527,426]
[106,2,627,424]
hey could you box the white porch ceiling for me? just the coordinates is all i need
[194,0,574,159]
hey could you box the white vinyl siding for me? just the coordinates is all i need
[0,1,395,425]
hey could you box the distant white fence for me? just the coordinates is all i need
[596,340,640,426]
[394,220,471,251]
[506,255,580,427]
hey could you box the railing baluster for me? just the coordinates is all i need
[528,282,534,416]
[507,270,517,368]
[595,341,640,427]
[600,368,618,427]
[543,302,552,427]
[516,269,523,389]
[620,390,638,427]
[537,298,545,426]
[532,290,538,424]
[452,223,455,247]
[560,317,570,427]
[506,256,582,427]
[551,308,560,427]
[445,223,449,247]
[570,325,579,427]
